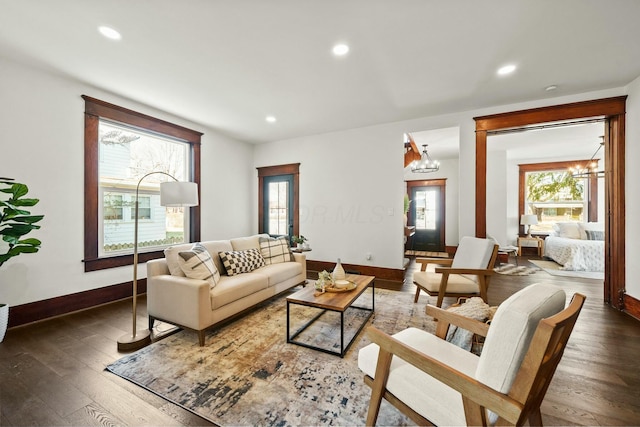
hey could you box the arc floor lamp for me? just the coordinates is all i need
[117,171,198,351]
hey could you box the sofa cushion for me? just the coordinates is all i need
[254,261,303,286]
[259,235,294,265]
[230,234,268,251]
[200,240,233,275]
[219,248,266,276]
[177,243,220,287]
[164,242,195,277]
[210,273,269,310]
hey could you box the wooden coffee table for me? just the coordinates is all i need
[286,274,375,357]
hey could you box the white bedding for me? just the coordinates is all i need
[544,235,604,272]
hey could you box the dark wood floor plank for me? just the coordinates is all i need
[2,255,640,426]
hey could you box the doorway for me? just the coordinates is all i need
[257,163,300,242]
[406,179,446,252]
[474,96,626,309]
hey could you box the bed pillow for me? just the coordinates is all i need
[586,230,605,241]
[219,248,266,276]
[553,222,581,239]
[578,222,604,240]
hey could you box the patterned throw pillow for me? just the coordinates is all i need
[259,236,294,265]
[177,243,220,287]
[219,248,266,276]
[586,230,605,241]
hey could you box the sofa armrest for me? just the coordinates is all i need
[147,274,211,330]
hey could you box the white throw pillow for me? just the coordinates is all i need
[177,243,220,287]
[554,222,581,239]
[259,236,294,265]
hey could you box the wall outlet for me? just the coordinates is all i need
[366,252,372,260]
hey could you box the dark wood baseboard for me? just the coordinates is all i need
[8,279,146,328]
[305,260,404,282]
[623,293,640,321]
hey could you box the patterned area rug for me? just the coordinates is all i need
[107,288,435,426]
[529,259,604,280]
[493,263,539,276]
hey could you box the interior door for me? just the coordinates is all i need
[407,180,446,252]
[262,174,294,240]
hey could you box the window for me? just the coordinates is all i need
[519,160,597,235]
[83,96,202,272]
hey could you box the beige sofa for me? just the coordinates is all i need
[146,234,306,345]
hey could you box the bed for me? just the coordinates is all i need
[543,222,605,272]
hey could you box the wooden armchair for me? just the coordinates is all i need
[414,236,499,307]
[359,283,585,426]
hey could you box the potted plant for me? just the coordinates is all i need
[291,235,307,249]
[0,178,44,342]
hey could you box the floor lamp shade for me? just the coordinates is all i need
[160,181,199,207]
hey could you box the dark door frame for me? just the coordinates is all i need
[257,163,300,238]
[406,179,446,252]
[474,96,626,310]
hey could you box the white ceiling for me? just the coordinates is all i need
[1,0,639,144]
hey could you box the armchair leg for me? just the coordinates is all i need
[414,286,421,303]
[198,330,206,347]
[366,347,394,426]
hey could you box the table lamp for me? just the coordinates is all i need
[520,214,538,238]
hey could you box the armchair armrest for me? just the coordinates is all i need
[426,305,490,339]
[416,257,453,271]
[366,326,523,425]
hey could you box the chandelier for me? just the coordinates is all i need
[569,136,605,179]
[411,144,440,173]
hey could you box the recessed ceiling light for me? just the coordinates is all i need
[497,64,516,76]
[332,44,349,56]
[545,85,558,92]
[98,26,122,40]
[265,116,277,123]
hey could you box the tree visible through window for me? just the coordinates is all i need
[525,170,585,233]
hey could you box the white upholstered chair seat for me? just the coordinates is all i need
[359,327,479,426]
[413,269,480,294]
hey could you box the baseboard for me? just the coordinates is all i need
[8,279,146,328]
[305,260,404,282]
[623,293,640,321]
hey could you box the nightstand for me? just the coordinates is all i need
[518,236,544,257]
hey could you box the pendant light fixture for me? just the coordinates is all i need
[569,136,605,179]
[411,144,440,173]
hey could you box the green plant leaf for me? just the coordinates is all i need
[12,197,39,207]
[11,215,44,224]
[18,238,41,246]
[11,183,28,199]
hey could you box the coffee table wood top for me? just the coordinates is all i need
[286,274,375,311]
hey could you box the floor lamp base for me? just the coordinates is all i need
[117,329,151,352]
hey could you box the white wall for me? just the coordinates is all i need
[0,58,254,307]
[625,74,640,300]
[254,87,627,272]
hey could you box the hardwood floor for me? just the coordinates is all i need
[2,257,639,426]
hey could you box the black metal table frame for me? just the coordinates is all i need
[286,281,375,358]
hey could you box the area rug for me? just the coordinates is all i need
[529,259,604,280]
[106,288,434,426]
[493,263,539,276]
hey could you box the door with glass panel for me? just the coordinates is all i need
[262,174,294,240]
[408,181,445,252]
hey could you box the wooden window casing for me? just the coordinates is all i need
[83,95,202,272]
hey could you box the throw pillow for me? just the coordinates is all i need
[219,248,266,276]
[586,230,605,241]
[259,235,294,265]
[553,222,581,239]
[177,243,220,287]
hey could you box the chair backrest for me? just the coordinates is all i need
[475,283,584,424]
[451,236,498,282]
